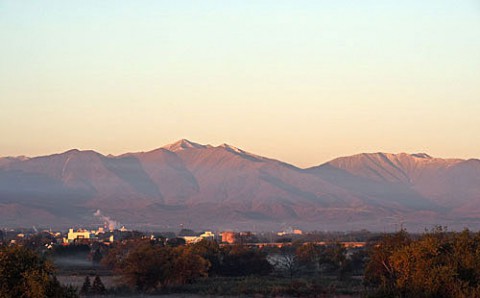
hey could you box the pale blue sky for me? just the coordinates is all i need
[1,1,479,167]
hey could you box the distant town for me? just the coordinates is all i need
[4,219,480,297]
[0,222,368,248]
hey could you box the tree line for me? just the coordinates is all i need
[0,246,77,298]
[4,228,480,297]
[366,227,480,297]
[101,238,273,292]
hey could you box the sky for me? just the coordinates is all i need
[0,1,479,167]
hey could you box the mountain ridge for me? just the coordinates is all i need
[0,140,479,231]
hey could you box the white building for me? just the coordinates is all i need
[182,231,215,244]
[66,228,92,243]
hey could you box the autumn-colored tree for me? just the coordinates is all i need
[364,229,411,294]
[102,239,153,270]
[115,241,168,292]
[168,246,210,285]
[103,239,210,292]
[0,246,77,298]
[364,228,480,297]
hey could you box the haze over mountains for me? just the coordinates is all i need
[0,139,479,231]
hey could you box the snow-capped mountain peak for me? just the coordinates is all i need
[163,139,208,151]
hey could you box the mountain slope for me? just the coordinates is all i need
[0,142,479,230]
[157,140,370,223]
[308,153,480,228]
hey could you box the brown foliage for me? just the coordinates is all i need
[365,228,480,297]
[0,246,77,298]
[102,239,209,293]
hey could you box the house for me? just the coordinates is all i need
[182,231,216,244]
[66,228,92,243]
[221,231,236,244]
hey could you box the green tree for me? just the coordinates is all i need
[89,248,103,265]
[191,239,222,275]
[22,232,57,251]
[166,237,186,247]
[296,243,321,273]
[219,245,272,276]
[321,242,350,279]
[46,276,78,298]
[116,241,168,292]
[349,248,368,275]
[80,276,91,296]
[178,229,196,236]
[91,275,106,295]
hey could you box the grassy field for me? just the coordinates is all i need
[57,274,363,297]
[53,256,363,297]
[164,275,363,297]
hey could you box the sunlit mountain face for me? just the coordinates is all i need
[1,139,479,231]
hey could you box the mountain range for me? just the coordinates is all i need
[1,139,479,231]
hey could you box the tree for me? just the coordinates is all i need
[166,237,186,247]
[103,238,212,292]
[90,249,103,265]
[319,242,350,279]
[364,229,411,293]
[22,232,57,251]
[277,246,301,279]
[169,246,210,285]
[0,245,77,298]
[349,248,368,275]
[219,245,272,276]
[46,276,78,298]
[80,276,91,296]
[191,239,222,275]
[364,228,480,297]
[52,244,90,258]
[114,240,168,292]
[178,229,196,237]
[91,275,106,295]
[296,243,321,274]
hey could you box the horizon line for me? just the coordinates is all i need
[1,138,476,169]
